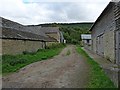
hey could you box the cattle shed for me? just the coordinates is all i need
[26,26,63,46]
[1,28,46,55]
[0,17,57,55]
[90,1,120,65]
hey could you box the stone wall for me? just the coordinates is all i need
[84,44,92,51]
[46,33,61,43]
[2,39,44,55]
[46,42,58,47]
[92,37,97,53]
[104,31,115,63]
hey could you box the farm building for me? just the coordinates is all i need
[81,34,91,50]
[27,26,65,46]
[90,1,120,65]
[0,17,63,55]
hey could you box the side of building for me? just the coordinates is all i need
[0,17,57,55]
[81,34,92,50]
[90,2,119,64]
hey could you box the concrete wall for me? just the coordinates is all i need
[91,3,116,63]
[2,39,44,55]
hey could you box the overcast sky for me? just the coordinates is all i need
[0,0,111,25]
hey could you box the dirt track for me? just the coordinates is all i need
[2,45,90,88]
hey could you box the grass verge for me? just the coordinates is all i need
[76,46,116,88]
[2,43,66,75]
[66,50,71,56]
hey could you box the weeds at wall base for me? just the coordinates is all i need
[2,43,66,74]
[76,46,116,88]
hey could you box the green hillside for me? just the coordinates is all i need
[39,23,93,44]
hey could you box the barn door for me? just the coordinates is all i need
[96,34,104,56]
[116,30,120,64]
[100,35,104,56]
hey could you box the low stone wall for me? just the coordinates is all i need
[46,42,58,47]
[2,39,44,55]
[84,44,92,51]
[83,48,119,87]
[104,66,119,87]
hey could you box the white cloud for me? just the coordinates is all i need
[0,0,111,25]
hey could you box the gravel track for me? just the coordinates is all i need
[2,45,90,88]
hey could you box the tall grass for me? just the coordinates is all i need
[76,46,116,88]
[2,43,66,74]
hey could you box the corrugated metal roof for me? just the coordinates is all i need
[81,34,91,39]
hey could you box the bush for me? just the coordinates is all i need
[2,55,27,66]
[23,51,36,55]
[71,39,78,45]
[9,59,26,66]
[37,49,46,52]
[46,43,66,49]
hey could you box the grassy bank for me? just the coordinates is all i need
[76,46,116,88]
[2,43,66,74]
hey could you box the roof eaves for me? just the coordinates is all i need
[89,2,115,31]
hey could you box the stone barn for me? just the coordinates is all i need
[0,17,57,55]
[81,34,91,50]
[26,26,65,46]
[90,1,120,65]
